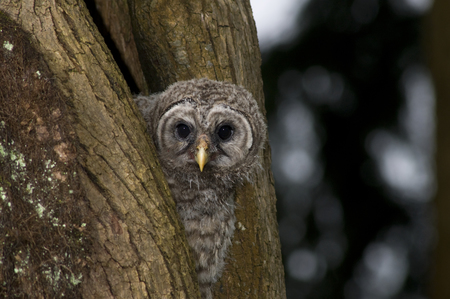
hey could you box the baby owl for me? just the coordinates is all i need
[134,78,266,299]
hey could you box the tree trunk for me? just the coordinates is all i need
[0,1,198,298]
[426,1,450,298]
[0,0,285,298]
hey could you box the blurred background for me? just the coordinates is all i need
[249,0,439,298]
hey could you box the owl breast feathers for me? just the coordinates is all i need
[134,78,266,299]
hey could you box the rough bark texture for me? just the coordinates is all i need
[1,0,285,297]
[0,12,88,298]
[93,0,149,94]
[426,1,450,298]
[1,1,199,298]
[124,0,286,298]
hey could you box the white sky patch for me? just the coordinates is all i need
[280,148,315,184]
[270,99,322,187]
[250,0,310,51]
[288,249,327,281]
[402,0,433,12]
[367,130,434,202]
[388,0,433,15]
[359,242,409,297]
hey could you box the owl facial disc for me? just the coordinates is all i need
[195,135,210,172]
[134,78,268,299]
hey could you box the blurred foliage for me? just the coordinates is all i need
[261,0,433,298]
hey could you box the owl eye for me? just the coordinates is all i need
[217,125,233,141]
[176,123,191,139]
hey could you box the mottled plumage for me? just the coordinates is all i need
[134,78,266,298]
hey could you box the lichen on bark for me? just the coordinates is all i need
[0,12,89,297]
[0,0,286,297]
[1,1,200,297]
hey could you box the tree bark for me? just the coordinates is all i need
[93,0,149,94]
[1,1,198,298]
[0,0,285,298]
[426,1,450,298]
[125,0,286,297]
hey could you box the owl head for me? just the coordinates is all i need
[140,78,266,182]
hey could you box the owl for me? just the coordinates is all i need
[134,78,266,299]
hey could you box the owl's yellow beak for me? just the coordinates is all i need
[195,136,209,172]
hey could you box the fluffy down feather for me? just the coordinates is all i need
[134,78,266,299]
